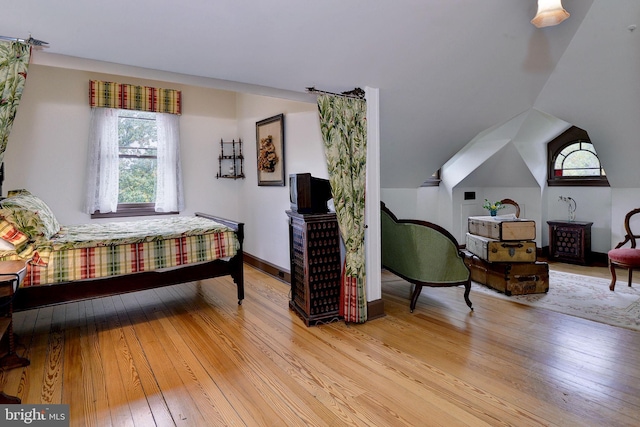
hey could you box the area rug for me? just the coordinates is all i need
[471,270,640,331]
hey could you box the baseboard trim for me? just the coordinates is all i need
[590,251,608,266]
[243,253,290,283]
[244,253,386,320]
[367,299,386,320]
[540,246,608,267]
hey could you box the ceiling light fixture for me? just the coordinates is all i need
[531,0,570,28]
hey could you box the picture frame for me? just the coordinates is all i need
[256,113,285,186]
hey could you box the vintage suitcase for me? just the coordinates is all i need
[466,233,536,263]
[463,251,549,296]
[468,215,536,241]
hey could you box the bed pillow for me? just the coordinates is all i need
[0,194,61,240]
[0,238,15,251]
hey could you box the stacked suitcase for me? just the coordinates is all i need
[464,215,549,296]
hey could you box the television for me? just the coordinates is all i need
[289,173,333,214]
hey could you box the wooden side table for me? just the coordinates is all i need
[547,221,593,265]
[0,260,30,404]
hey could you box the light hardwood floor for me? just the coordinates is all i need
[1,262,639,426]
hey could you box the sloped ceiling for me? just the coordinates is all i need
[442,108,571,192]
[458,144,539,189]
[0,0,608,188]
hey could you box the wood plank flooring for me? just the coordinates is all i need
[1,263,639,426]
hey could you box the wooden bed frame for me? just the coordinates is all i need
[12,212,244,311]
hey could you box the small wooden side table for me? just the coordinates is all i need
[0,260,30,404]
[547,220,593,265]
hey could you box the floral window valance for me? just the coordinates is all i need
[89,80,182,115]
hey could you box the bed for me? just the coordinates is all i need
[0,191,244,311]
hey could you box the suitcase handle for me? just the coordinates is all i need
[499,243,534,254]
[491,243,534,257]
[515,275,539,282]
[501,243,523,248]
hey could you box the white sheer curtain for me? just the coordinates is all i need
[155,112,184,212]
[85,109,184,214]
[85,107,119,214]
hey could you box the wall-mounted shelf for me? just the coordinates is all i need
[217,139,245,179]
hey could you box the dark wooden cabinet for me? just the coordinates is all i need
[287,211,341,326]
[547,220,593,265]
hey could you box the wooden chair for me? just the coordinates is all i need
[608,207,640,291]
[499,198,520,218]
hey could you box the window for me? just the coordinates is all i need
[547,126,609,187]
[117,110,158,212]
[552,140,603,177]
[86,108,183,217]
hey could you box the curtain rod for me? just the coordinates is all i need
[306,86,365,100]
[0,35,49,46]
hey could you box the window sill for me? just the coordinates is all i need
[91,204,178,219]
[547,178,610,187]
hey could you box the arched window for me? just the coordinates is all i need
[547,126,609,187]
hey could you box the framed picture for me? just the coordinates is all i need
[256,113,285,186]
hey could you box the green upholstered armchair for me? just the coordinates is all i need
[381,202,473,312]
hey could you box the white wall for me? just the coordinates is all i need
[4,64,239,225]
[378,185,615,255]
[382,187,541,244]
[609,189,640,248]
[452,187,541,243]
[380,188,418,220]
[4,62,326,274]
[544,187,612,253]
[235,93,326,270]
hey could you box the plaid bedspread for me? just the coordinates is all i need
[0,216,239,287]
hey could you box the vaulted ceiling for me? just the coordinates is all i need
[6,0,635,189]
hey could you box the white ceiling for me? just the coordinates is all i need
[1,0,596,188]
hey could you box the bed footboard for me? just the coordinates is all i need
[196,212,244,301]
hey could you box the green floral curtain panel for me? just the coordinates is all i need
[0,41,30,165]
[317,94,367,323]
